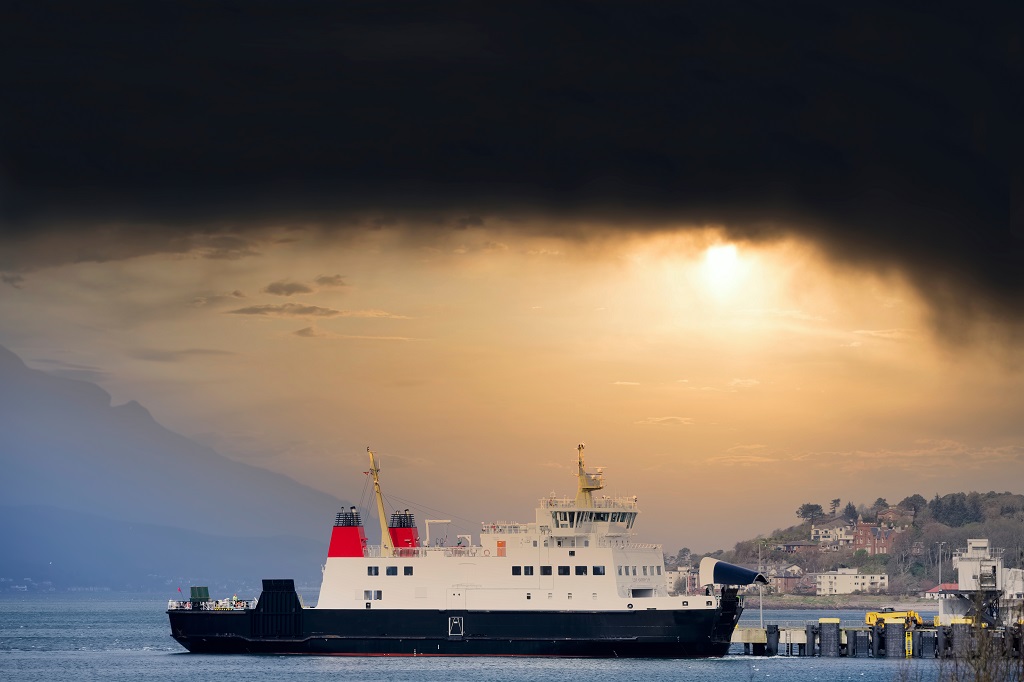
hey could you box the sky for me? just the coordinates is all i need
[1,1,1021,552]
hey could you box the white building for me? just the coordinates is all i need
[815,568,888,595]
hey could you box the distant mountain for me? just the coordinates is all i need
[0,504,325,593]
[0,344,349,588]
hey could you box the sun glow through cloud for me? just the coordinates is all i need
[702,244,742,297]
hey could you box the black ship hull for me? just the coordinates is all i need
[168,580,741,658]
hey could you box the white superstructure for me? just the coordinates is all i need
[316,445,714,614]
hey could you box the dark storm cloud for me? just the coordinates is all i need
[1,1,1019,326]
[263,280,314,297]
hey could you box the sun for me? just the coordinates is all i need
[702,244,741,296]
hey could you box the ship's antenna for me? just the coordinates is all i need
[367,447,395,555]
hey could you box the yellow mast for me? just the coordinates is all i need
[367,448,394,555]
[574,443,604,507]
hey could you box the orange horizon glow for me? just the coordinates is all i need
[1,224,1021,552]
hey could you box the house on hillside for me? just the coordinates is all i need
[775,540,818,554]
[815,568,888,595]
[877,507,909,525]
[852,520,900,555]
[767,564,804,594]
[666,566,703,595]
[811,518,857,551]
[921,583,959,600]
[810,517,848,542]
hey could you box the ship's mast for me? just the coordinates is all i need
[367,448,394,554]
[574,443,604,507]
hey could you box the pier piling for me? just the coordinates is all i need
[765,624,779,657]
[819,619,840,657]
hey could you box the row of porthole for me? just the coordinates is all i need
[511,565,607,576]
[366,566,414,576]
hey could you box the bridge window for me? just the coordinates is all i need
[540,565,552,575]
[617,566,622,576]
[643,566,648,576]
[404,566,413,576]
[524,566,534,576]
[656,567,661,576]
[593,566,606,576]
[367,566,379,576]
[386,566,397,576]
[575,566,588,575]
[558,566,570,576]
[512,566,522,576]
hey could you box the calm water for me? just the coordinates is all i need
[0,593,948,681]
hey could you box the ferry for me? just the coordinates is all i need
[167,445,766,656]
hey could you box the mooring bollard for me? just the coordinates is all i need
[766,624,779,657]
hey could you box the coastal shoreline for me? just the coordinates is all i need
[735,593,934,611]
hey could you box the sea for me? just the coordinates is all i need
[1,593,954,681]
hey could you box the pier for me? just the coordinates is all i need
[733,619,1024,658]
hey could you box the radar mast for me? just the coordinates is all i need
[574,443,604,507]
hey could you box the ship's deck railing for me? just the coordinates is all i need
[598,539,660,550]
[540,496,639,510]
[363,545,485,559]
[480,521,531,534]
[167,598,256,611]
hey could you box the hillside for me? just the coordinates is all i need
[690,493,1024,595]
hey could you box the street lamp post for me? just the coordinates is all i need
[758,541,764,629]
